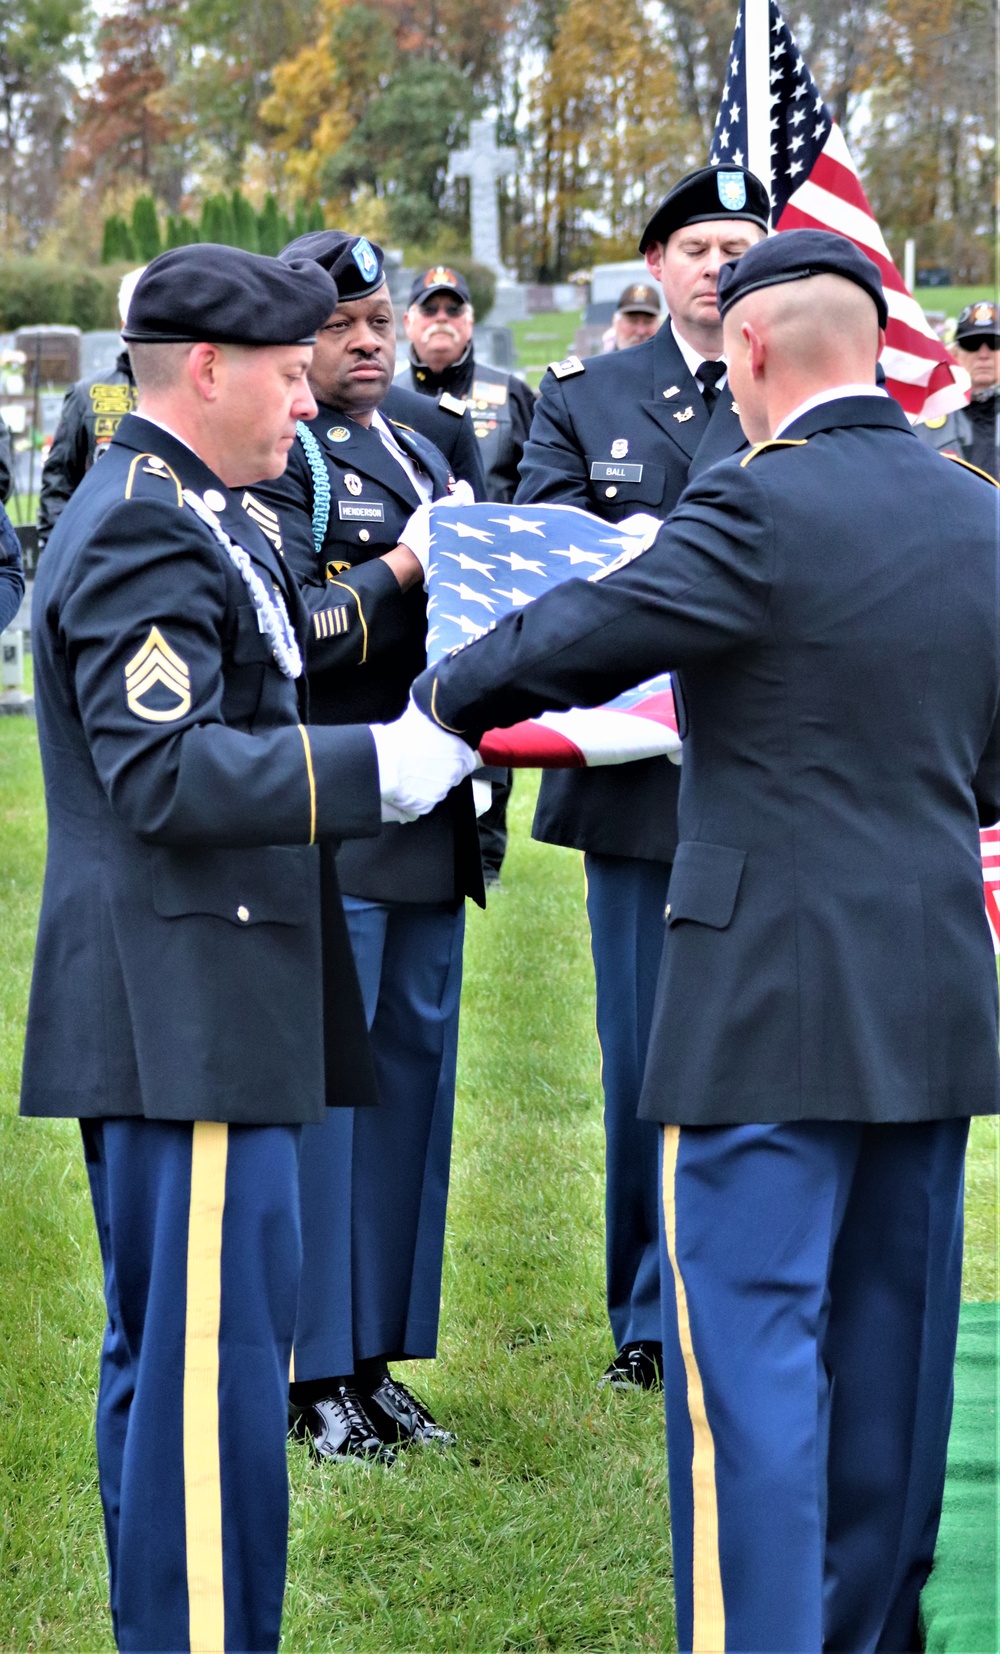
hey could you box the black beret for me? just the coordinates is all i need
[717,228,888,329]
[121,244,338,346]
[639,166,770,253]
[955,301,1000,348]
[407,266,472,308]
[279,230,385,301]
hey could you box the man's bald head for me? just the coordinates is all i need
[724,272,884,443]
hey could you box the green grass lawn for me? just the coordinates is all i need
[1,726,996,1650]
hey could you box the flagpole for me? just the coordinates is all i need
[744,0,773,218]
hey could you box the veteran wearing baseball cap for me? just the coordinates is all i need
[605,281,663,352]
[918,298,1000,480]
[20,241,475,1654]
[512,164,770,1397]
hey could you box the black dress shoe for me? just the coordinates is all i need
[289,1385,397,1465]
[598,1341,664,1391]
[361,1374,456,1446]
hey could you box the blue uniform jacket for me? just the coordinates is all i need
[249,406,484,907]
[516,323,747,862]
[0,503,24,632]
[417,398,1000,1126]
[22,414,383,1126]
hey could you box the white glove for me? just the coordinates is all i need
[370,698,479,824]
[398,481,477,582]
[614,513,664,550]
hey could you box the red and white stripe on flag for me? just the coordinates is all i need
[778,125,969,424]
[478,682,680,768]
[981,826,1000,954]
[726,0,970,426]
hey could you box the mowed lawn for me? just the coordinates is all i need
[1,719,996,1651]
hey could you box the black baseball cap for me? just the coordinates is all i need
[407,266,472,308]
[717,228,888,330]
[955,301,1000,349]
[639,165,770,254]
[121,244,338,345]
[617,282,661,315]
[279,231,386,302]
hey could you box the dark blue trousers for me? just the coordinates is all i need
[658,1118,969,1654]
[82,1118,301,1654]
[584,853,670,1351]
[293,898,465,1378]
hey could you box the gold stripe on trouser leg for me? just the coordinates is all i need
[662,1125,726,1652]
[184,1121,229,1654]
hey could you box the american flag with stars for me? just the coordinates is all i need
[424,498,1000,936]
[710,0,969,423]
[423,501,680,768]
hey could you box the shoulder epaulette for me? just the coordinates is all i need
[389,419,416,434]
[740,439,808,467]
[439,391,468,416]
[549,355,585,381]
[942,453,1000,488]
[123,452,183,505]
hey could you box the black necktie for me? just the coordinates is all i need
[696,359,727,415]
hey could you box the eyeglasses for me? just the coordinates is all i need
[419,299,465,319]
[957,336,1000,353]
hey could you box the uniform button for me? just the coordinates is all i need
[237,905,250,923]
[359,529,370,542]
[605,485,618,498]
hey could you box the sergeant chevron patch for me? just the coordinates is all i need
[241,491,283,552]
[125,627,192,723]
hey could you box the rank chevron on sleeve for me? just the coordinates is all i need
[125,626,192,723]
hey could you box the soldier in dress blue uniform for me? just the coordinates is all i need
[412,230,1000,1653]
[247,230,485,1464]
[19,243,475,1653]
[514,164,769,1389]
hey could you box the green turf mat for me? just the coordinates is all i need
[920,1302,999,1652]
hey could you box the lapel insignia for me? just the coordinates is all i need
[673,405,695,423]
[344,472,363,496]
[125,627,191,724]
[241,491,283,552]
[610,439,629,458]
[662,385,680,399]
[202,488,227,512]
[327,426,350,442]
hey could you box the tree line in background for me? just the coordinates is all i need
[0,0,995,289]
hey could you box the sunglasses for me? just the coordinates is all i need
[419,298,465,318]
[957,336,1000,352]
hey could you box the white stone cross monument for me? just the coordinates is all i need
[447,116,518,275]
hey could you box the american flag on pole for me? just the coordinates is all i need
[710,0,970,423]
[422,500,680,767]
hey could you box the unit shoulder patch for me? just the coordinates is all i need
[439,391,468,416]
[124,626,192,723]
[549,355,585,381]
[942,453,1000,487]
[739,439,808,467]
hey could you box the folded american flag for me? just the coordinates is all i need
[422,500,680,768]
